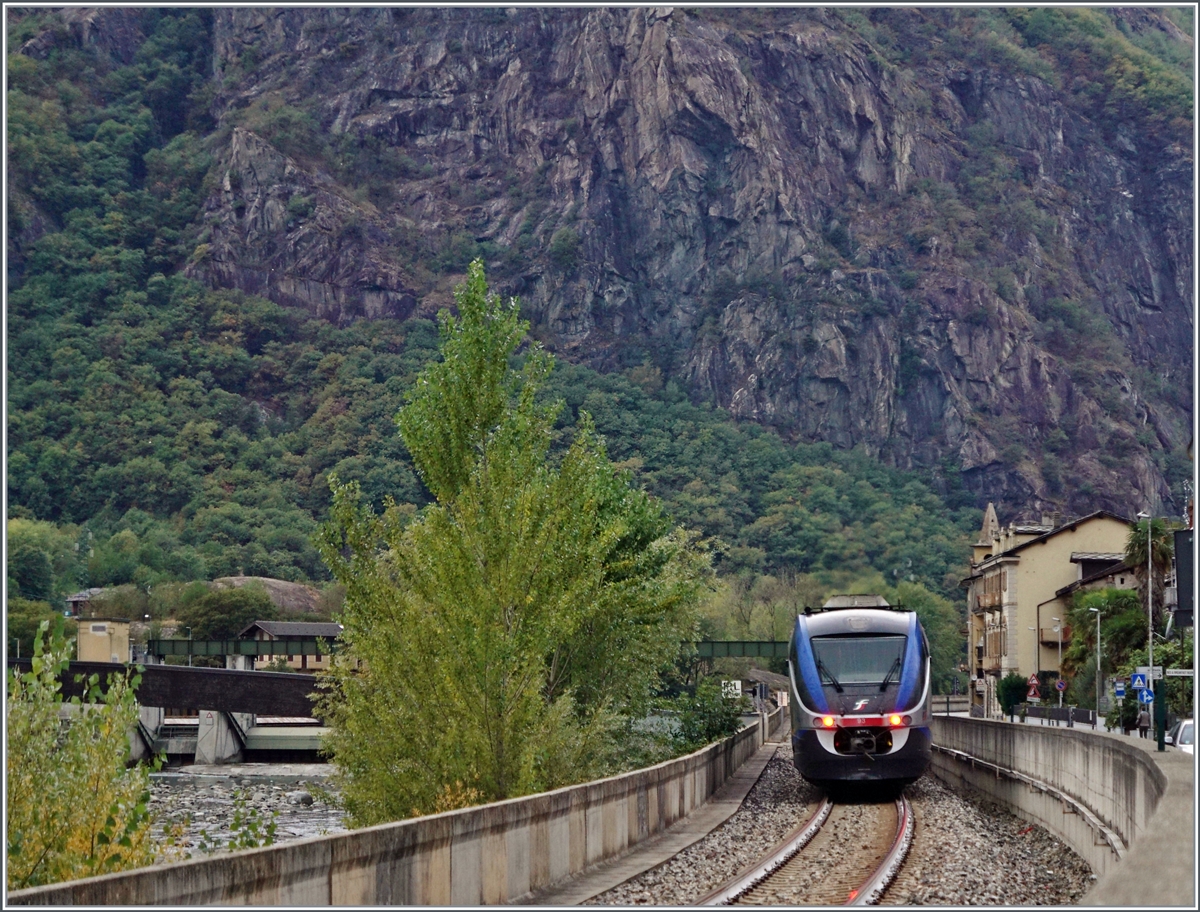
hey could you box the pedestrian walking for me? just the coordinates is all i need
[1137,707,1151,739]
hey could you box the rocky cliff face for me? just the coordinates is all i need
[61,7,1199,519]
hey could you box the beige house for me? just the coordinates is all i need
[962,505,1131,716]
[238,620,342,673]
[76,618,132,664]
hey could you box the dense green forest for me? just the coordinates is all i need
[12,7,1190,689]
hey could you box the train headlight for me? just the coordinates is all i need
[888,714,912,726]
[816,715,836,728]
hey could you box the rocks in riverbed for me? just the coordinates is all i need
[149,770,345,857]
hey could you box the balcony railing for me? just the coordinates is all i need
[976,591,1002,610]
[982,655,1001,672]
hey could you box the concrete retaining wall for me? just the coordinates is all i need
[9,709,782,905]
[927,716,1183,892]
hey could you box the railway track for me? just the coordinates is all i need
[698,795,913,906]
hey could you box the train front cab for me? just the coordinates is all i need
[788,609,932,785]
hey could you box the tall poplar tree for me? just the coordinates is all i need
[315,261,710,825]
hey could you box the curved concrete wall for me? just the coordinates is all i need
[929,717,1193,907]
[8,708,783,905]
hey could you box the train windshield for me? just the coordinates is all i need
[811,635,906,686]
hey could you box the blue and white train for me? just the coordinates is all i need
[788,596,932,786]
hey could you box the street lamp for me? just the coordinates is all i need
[184,626,192,667]
[1051,617,1063,707]
[1137,511,1153,682]
[1089,607,1102,726]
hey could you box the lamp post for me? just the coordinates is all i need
[1089,607,1102,727]
[1137,511,1153,681]
[184,626,192,667]
[1051,617,1063,707]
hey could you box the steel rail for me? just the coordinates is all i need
[697,796,834,905]
[845,796,914,905]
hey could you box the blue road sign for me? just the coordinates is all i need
[1114,682,1126,698]
[1138,688,1155,705]
[1131,673,1148,690]
[1055,679,1067,691]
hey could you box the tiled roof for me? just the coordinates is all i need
[987,511,1132,559]
[237,620,343,638]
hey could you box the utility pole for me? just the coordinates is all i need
[1051,617,1063,708]
[1138,511,1153,685]
[1089,607,1101,727]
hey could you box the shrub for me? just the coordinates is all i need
[548,227,580,272]
[995,671,1027,716]
[7,620,161,888]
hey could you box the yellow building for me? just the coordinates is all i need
[76,618,132,664]
[962,505,1131,716]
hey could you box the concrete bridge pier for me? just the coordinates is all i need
[128,705,164,762]
[196,710,243,764]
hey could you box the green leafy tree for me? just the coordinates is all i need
[6,541,54,603]
[174,586,277,640]
[886,580,964,695]
[315,261,710,825]
[6,620,161,888]
[995,672,1027,716]
[6,598,76,658]
[672,678,748,751]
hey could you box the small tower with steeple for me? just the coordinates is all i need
[973,502,1000,565]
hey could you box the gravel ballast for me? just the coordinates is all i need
[147,754,1095,904]
[591,750,1094,905]
[883,774,1095,905]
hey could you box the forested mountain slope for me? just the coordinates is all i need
[5,7,1192,608]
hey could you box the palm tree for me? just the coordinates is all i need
[1124,517,1176,629]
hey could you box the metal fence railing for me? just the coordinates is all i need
[1018,704,1097,728]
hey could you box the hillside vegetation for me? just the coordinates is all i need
[7,8,1193,689]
